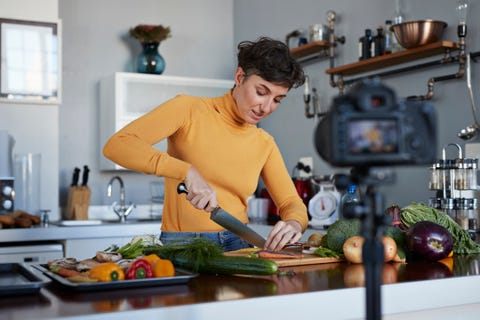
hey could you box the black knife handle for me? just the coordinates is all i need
[71,167,80,186]
[82,165,90,186]
[177,183,188,195]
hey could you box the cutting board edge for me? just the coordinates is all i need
[224,252,343,267]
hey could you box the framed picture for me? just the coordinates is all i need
[0,18,60,103]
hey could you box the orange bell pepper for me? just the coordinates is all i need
[152,259,175,277]
[142,253,161,266]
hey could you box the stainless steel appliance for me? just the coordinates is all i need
[0,130,15,213]
[0,178,14,213]
[0,243,63,264]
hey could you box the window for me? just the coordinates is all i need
[0,18,60,103]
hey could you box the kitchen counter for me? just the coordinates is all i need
[0,218,320,244]
[0,221,162,243]
[2,254,480,320]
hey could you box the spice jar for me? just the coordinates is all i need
[428,197,442,209]
[441,198,456,220]
[468,198,479,232]
[453,158,478,190]
[466,158,478,189]
[429,162,443,190]
[456,198,470,230]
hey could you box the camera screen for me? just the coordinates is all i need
[347,119,399,155]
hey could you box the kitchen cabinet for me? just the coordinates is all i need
[99,72,233,170]
[0,243,63,264]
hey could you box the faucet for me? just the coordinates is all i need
[107,176,135,223]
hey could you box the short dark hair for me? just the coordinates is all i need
[237,37,305,89]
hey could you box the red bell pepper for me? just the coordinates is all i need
[126,258,153,279]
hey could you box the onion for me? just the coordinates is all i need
[343,236,364,263]
[406,221,453,261]
[343,236,397,263]
[382,236,397,262]
[306,233,323,247]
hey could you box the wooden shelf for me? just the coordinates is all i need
[325,41,459,77]
[290,41,330,59]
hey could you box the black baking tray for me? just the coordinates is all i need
[33,264,197,292]
[0,263,50,296]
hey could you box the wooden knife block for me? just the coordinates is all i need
[65,186,91,220]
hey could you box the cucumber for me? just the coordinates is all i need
[171,256,278,275]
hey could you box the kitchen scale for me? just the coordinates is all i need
[308,181,341,228]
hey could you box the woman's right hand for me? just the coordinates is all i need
[184,166,217,212]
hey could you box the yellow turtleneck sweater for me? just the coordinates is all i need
[103,91,308,232]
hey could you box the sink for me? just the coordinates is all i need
[101,218,161,224]
[53,220,104,227]
[53,218,161,227]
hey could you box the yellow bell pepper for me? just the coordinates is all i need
[89,262,125,282]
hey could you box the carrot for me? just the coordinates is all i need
[67,275,99,283]
[50,265,84,278]
[255,250,300,259]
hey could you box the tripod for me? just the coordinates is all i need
[337,167,391,320]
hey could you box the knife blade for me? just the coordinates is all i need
[177,183,266,248]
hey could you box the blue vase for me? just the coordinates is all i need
[136,41,165,74]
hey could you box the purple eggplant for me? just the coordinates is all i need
[406,221,453,261]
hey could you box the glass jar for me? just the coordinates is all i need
[468,198,479,232]
[456,198,470,230]
[454,159,468,190]
[429,162,442,190]
[428,197,442,209]
[466,158,478,189]
[441,198,456,220]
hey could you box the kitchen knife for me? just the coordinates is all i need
[81,165,90,186]
[71,167,80,187]
[177,183,266,248]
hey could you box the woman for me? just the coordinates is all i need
[103,37,308,251]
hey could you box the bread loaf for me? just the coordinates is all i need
[15,216,32,228]
[0,214,15,227]
[12,210,41,225]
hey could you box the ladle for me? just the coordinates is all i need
[458,53,480,140]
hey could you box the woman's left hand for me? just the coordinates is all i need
[264,220,302,251]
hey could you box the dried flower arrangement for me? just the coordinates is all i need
[129,24,171,43]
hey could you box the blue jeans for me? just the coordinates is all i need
[159,230,253,252]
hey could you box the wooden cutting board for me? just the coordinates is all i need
[224,249,343,267]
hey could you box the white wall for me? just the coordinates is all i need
[0,0,60,218]
[234,0,480,207]
[3,0,478,219]
[58,0,235,216]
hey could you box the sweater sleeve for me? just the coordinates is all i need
[102,95,193,180]
[260,142,309,232]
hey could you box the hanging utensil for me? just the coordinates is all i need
[458,53,480,140]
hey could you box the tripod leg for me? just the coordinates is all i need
[363,238,384,320]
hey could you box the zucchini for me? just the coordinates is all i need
[171,255,278,275]
[143,238,278,275]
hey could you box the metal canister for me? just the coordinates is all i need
[309,24,330,42]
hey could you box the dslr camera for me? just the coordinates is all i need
[315,79,436,167]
